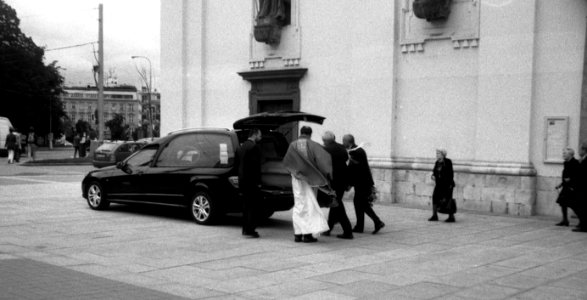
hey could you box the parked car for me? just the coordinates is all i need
[81,112,325,225]
[92,141,146,168]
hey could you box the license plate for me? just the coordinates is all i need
[95,154,106,158]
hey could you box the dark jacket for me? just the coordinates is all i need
[5,133,17,150]
[323,142,349,191]
[235,139,261,191]
[433,158,455,188]
[578,157,587,196]
[348,146,374,189]
[561,158,580,190]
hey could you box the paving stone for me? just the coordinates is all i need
[491,273,551,290]
[327,280,398,298]
[512,286,587,300]
[453,283,521,299]
[0,258,190,300]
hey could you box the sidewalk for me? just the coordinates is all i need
[1,175,587,299]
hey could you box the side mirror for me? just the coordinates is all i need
[116,161,125,169]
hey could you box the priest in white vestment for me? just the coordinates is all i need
[283,126,332,243]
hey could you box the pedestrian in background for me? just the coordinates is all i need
[14,130,22,163]
[73,131,80,159]
[572,142,587,232]
[555,148,579,227]
[235,128,263,238]
[4,128,17,164]
[79,132,87,158]
[27,127,37,161]
[19,132,26,159]
[283,126,331,243]
[430,149,456,223]
[322,131,353,240]
[343,134,385,234]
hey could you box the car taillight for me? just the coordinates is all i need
[228,176,239,189]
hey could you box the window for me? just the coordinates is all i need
[156,133,234,168]
[126,146,158,168]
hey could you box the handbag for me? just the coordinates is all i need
[317,186,338,208]
[438,197,457,214]
[368,186,379,203]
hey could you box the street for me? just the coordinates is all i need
[1,163,587,299]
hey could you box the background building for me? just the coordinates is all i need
[161,0,587,217]
[138,87,161,136]
[61,85,141,129]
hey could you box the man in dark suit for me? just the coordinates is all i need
[322,131,353,239]
[235,128,263,238]
[343,134,385,234]
[572,142,587,232]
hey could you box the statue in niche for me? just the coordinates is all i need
[254,0,290,45]
[413,0,452,22]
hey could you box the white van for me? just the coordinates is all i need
[0,117,14,157]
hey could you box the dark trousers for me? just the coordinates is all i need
[242,188,260,234]
[353,186,382,231]
[328,187,352,234]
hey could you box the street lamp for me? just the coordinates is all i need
[131,55,153,138]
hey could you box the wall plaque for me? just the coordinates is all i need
[400,0,480,53]
[544,117,569,164]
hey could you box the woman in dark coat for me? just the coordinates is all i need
[555,147,580,226]
[430,149,455,222]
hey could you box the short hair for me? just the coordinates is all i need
[436,148,447,157]
[343,134,355,144]
[564,147,575,156]
[248,128,261,137]
[300,126,312,136]
[9,128,14,133]
[322,131,335,141]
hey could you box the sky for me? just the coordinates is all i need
[5,0,160,89]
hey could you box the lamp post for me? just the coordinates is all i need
[131,55,153,138]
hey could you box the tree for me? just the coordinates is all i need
[0,0,65,138]
[105,113,128,141]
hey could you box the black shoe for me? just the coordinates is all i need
[445,216,455,223]
[243,231,260,238]
[352,227,363,233]
[428,215,438,222]
[303,234,318,243]
[556,220,569,227]
[294,234,303,243]
[337,233,354,240]
[572,228,587,233]
[373,222,385,234]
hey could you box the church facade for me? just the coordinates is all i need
[160,0,587,217]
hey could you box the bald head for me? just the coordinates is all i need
[342,134,355,149]
[322,131,335,145]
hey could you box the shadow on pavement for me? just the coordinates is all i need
[103,203,292,229]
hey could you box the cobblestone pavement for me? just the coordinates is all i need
[1,164,587,299]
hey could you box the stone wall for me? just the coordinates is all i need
[535,176,561,217]
[369,158,539,217]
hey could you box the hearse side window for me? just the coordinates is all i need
[156,133,235,168]
[126,146,158,168]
